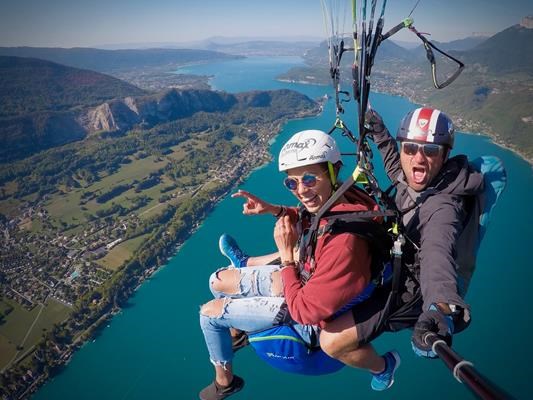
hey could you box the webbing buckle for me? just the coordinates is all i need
[393,234,405,256]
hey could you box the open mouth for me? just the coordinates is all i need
[301,194,319,207]
[412,166,427,184]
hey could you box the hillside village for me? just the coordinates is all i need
[0,116,277,310]
[0,85,316,397]
[0,14,532,399]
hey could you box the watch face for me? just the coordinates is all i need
[449,304,463,314]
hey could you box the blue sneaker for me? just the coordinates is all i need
[219,234,249,268]
[371,351,401,391]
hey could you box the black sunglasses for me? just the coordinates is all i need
[401,141,443,158]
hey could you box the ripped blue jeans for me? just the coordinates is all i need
[199,265,318,367]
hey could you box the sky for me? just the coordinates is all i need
[0,0,531,48]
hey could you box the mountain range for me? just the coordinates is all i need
[0,56,145,119]
[204,40,318,56]
[0,20,532,161]
[458,24,533,74]
[0,47,241,74]
[279,21,533,160]
[0,55,316,162]
[301,22,532,75]
[91,35,322,50]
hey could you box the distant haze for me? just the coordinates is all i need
[0,0,531,48]
[93,36,324,50]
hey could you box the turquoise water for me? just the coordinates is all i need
[34,57,533,399]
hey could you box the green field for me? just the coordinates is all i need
[96,234,150,270]
[26,218,44,233]
[11,144,200,233]
[166,143,189,161]
[0,335,17,372]
[0,301,43,344]
[0,298,71,370]
[45,190,84,226]
[231,136,247,147]
[90,155,168,193]
[0,128,233,370]
[44,155,169,225]
[0,300,13,315]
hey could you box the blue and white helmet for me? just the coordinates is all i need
[278,130,341,172]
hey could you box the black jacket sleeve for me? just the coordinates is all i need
[417,194,469,311]
[369,127,403,182]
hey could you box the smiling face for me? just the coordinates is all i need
[400,141,446,191]
[285,163,332,214]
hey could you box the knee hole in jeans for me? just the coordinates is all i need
[200,298,230,318]
[210,269,241,295]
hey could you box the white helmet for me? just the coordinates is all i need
[278,130,341,172]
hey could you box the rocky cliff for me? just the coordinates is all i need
[1,88,316,162]
[77,89,238,134]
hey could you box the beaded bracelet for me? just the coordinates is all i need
[280,260,296,267]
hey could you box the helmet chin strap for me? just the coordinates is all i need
[328,161,339,190]
[443,147,451,163]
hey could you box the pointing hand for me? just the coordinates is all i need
[232,190,274,215]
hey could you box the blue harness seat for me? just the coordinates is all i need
[248,325,344,375]
[247,263,392,375]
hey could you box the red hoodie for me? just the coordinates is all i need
[280,189,378,327]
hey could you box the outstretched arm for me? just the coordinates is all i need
[231,189,285,216]
[365,109,403,181]
[226,190,300,267]
[418,195,469,311]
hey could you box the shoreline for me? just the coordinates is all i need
[278,77,533,166]
[7,59,529,398]
[373,89,533,166]
[1,106,319,400]
[396,91,533,167]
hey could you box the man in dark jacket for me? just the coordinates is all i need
[364,106,485,356]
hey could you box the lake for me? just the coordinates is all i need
[34,56,533,400]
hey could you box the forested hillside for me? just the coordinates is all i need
[0,56,145,118]
[0,56,145,161]
[460,24,533,75]
[278,23,533,161]
[0,53,315,162]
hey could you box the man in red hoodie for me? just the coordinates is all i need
[199,129,400,400]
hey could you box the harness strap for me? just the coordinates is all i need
[301,209,396,286]
[410,26,464,89]
[299,169,362,270]
[321,212,395,249]
[322,210,397,221]
[375,233,405,328]
[390,235,404,308]
[273,302,294,326]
